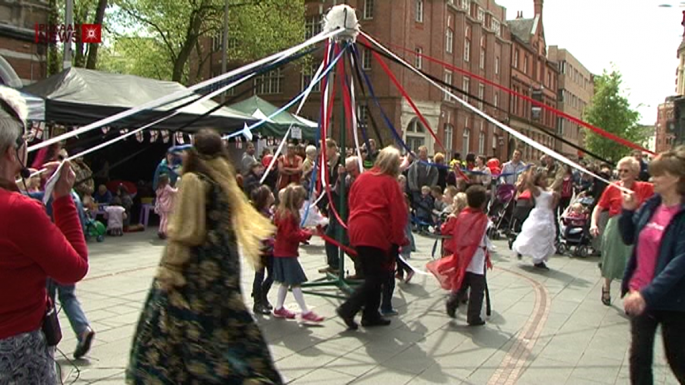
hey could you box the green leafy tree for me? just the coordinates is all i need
[583,68,646,162]
[107,0,305,84]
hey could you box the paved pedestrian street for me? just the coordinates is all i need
[56,231,679,384]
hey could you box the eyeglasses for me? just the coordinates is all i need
[618,169,631,174]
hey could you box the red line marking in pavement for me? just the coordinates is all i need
[487,267,551,385]
[81,265,158,282]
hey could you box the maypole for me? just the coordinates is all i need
[300,4,361,299]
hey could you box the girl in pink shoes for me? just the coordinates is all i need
[155,173,177,239]
[272,184,324,323]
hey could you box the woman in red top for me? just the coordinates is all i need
[276,143,303,192]
[337,147,408,330]
[590,156,654,306]
[0,88,88,383]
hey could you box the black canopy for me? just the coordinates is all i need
[21,68,256,132]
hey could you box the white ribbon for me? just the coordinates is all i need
[28,28,345,153]
[347,54,364,173]
[360,32,630,194]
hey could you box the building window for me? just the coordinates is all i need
[478,130,485,155]
[547,71,552,88]
[415,0,424,22]
[462,76,470,103]
[478,83,484,109]
[461,0,470,11]
[255,69,283,95]
[462,128,470,156]
[305,15,322,39]
[477,7,485,21]
[363,0,374,19]
[479,48,485,69]
[446,28,454,53]
[444,123,454,152]
[494,91,499,108]
[464,39,470,62]
[362,48,372,70]
[560,60,566,74]
[513,49,519,68]
[415,47,423,69]
[301,64,321,92]
[357,105,369,128]
[492,19,501,36]
[212,31,223,52]
[407,118,425,133]
[495,56,500,75]
[523,55,528,74]
[444,71,453,101]
[406,118,425,152]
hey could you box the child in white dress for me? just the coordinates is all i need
[511,167,558,270]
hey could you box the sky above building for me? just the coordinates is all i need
[497,0,683,125]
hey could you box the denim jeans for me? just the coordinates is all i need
[46,279,90,340]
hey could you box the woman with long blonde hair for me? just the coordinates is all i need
[127,129,282,384]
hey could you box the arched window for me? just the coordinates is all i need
[406,118,425,152]
[444,123,454,153]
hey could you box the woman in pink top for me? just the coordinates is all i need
[619,147,685,384]
[154,173,178,239]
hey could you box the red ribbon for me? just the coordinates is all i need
[364,37,656,156]
[315,227,357,257]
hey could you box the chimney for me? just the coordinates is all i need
[534,0,543,17]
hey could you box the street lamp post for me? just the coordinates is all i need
[63,0,73,69]
[221,0,229,103]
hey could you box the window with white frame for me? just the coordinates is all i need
[513,49,519,68]
[462,128,470,156]
[363,0,374,19]
[212,31,223,52]
[301,64,321,92]
[477,7,485,21]
[494,91,498,108]
[362,48,372,70]
[461,0,470,11]
[478,83,484,109]
[446,28,454,53]
[305,15,322,39]
[480,48,485,69]
[357,105,369,128]
[415,0,424,22]
[478,130,485,155]
[523,55,528,74]
[492,19,501,36]
[462,76,470,103]
[444,123,454,153]
[464,39,470,62]
[255,69,283,95]
[495,56,500,75]
[415,47,423,69]
[444,71,453,101]
[406,118,425,152]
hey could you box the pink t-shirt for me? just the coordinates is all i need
[630,204,681,291]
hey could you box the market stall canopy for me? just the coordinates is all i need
[0,85,45,121]
[228,95,318,141]
[21,68,256,132]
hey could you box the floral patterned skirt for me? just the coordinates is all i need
[0,329,56,385]
[126,279,283,385]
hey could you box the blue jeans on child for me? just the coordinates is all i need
[46,279,90,340]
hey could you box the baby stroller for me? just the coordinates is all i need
[487,183,516,240]
[84,216,106,242]
[557,194,595,257]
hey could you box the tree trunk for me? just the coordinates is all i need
[86,0,108,69]
[47,0,61,75]
[171,10,203,83]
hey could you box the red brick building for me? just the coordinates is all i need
[201,0,514,160]
[506,0,558,162]
[655,97,677,153]
[0,0,49,86]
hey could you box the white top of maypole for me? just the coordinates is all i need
[323,4,360,42]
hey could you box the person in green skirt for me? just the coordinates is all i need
[590,156,654,306]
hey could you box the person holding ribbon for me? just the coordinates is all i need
[0,87,89,383]
[619,146,685,384]
[591,156,654,306]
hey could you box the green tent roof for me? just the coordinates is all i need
[228,95,318,141]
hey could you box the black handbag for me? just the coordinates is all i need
[42,297,62,347]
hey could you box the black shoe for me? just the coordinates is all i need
[517,253,522,260]
[253,303,271,315]
[336,307,358,330]
[534,262,550,271]
[361,317,391,327]
[468,319,486,327]
[74,328,95,359]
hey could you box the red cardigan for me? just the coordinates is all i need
[273,212,312,258]
[0,190,89,339]
[348,169,408,251]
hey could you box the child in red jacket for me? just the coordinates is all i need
[440,193,468,256]
[272,184,323,323]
